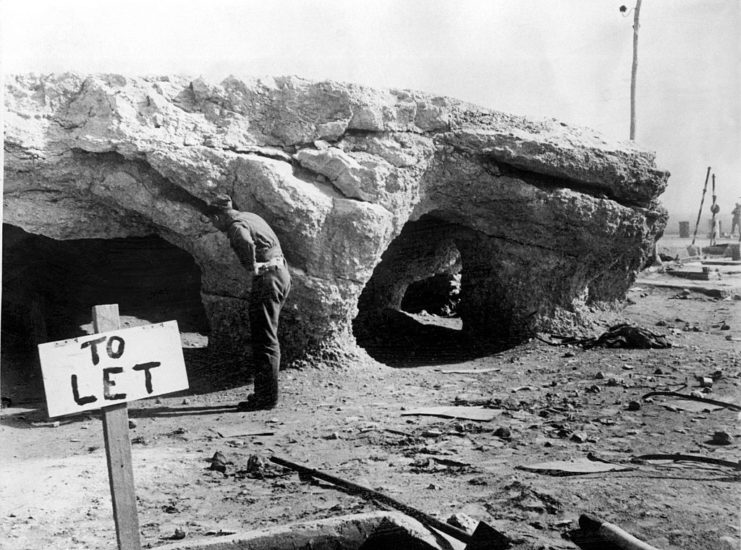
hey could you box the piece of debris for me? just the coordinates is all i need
[578,514,662,550]
[517,457,634,476]
[208,451,228,473]
[583,323,671,349]
[697,376,714,388]
[439,367,501,375]
[210,423,275,438]
[270,455,510,547]
[401,406,503,421]
[494,426,512,440]
[447,512,478,534]
[570,432,588,443]
[642,391,741,412]
[247,454,266,472]
[31,420,61,428]
[710,431,732,445]
[633,453,741,471]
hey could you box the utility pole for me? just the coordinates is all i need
[621,1,643,141]
[629,0,642,140]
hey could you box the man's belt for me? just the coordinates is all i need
[255,256,285,275]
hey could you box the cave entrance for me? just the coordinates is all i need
[353,214,482,367]
[1,224,209,404]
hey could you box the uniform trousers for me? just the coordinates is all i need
[248,263,291,406]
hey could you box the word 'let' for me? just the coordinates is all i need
[72,335,161,406]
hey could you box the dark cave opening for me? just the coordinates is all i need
[1,224,209,403]
[400,272,461,318]
[353,214,480,367]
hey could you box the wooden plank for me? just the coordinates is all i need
[94,304,141,550]
[400,406,503,421]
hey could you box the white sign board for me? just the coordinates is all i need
[38,321,189,418]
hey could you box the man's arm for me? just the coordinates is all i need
[227,224,258,274]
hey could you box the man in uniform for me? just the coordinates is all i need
[207,195,291,411]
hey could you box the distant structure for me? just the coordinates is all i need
[732,202,741,238]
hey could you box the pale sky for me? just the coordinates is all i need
[2,0,739,233]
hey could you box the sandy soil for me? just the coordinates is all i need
[1,281,740,550]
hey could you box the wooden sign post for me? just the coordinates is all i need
[95,305,141,550]
[38,304,189,550]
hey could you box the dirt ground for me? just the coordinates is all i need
[1,275,740,549]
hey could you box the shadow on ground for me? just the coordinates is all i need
[353,308,509,368]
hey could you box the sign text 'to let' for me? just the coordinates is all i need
[39,321,188,417]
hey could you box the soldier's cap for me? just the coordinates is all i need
[207,194,234,215]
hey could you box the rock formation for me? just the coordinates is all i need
[3,73,668,363]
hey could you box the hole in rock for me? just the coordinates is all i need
[353,214,486,367]
[1,224,209,404]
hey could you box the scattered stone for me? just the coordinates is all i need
[654,368,664,375]
[128,419,137,429]
[570,432,588,443]
[627,401,641,411]
[324,432,341,440]
[172,528,186,540]
[447,512,478,534]
[595,372,606,379]
[719,536,739,550]
[720,322,731,330]
[208,452,228,473]
[563,351,575,358]
[586,385,601,394]
[468,477,488,486]
[494,427,512,440]
[246,454,265,473]
[711,431,732,445]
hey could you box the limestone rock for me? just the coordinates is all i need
[3,73,668,362]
